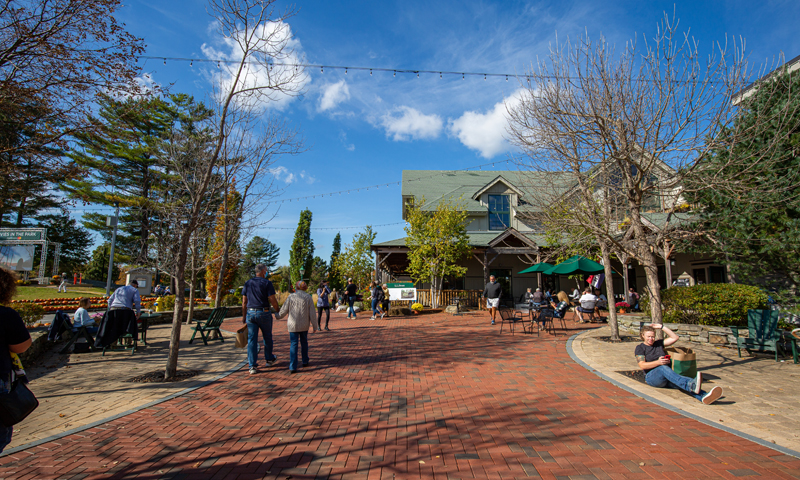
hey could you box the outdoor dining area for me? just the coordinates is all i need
[499,255,608,336]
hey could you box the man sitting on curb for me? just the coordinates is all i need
[635,323,723,405]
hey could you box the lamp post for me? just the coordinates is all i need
[299,266,305,281]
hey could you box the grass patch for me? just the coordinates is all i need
[13,285,108,301]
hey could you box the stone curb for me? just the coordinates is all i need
[0,328,247,458]
[565,331,800,459]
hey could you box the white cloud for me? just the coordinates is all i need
[270,166,295,184]
[447,90,523,158]
[380,106,443,141]
[201,20,308,111]
[270,166,315,185]
[318,80,350,112]
[339,131,355,151]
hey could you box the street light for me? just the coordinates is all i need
[299,267,305,281]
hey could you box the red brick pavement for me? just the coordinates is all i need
[2,311,800,479]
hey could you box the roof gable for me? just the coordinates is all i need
[471,175,523,200]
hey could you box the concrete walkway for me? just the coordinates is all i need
[571,325,800,453]
[2,311,800,479]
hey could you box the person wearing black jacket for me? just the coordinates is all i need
[370,281,385,320]
[482,275,502,325]
[345,278,358,319]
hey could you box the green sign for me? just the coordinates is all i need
[0,229,42,241]
[387,282,414,288]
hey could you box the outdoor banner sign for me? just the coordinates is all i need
[0,229,43,241]
[387,282,416,301]
[0,245,35,271]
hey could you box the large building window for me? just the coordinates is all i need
[488,194,510,230]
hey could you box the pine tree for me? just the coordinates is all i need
[236,236,279,284]
[84,243,120,282]
[289,209,314,285]
[328,233,342,290]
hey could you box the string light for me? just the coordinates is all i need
[163,58,166,65]
[321,66,323,73]
[370,69,372,76]
[190,60,193,67]
[345,68,347,75]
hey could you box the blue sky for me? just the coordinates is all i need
[92,0,800,266]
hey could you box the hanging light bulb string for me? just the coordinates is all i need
[139,55,531,81]
[259,221,406,231]
[267,159,514,205]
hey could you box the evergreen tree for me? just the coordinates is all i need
[236,236,279,284]
[328,233,343,290]
[308,256,328,291]
[84,243,120,282]
[289,209,314,285]
[331,226,376,296]
[64,93,214,264]
[34,214,92,275]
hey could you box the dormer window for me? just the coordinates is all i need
[488,194,510,230]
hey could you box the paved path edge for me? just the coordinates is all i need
[0,328,247,459]
[565,331,800,459]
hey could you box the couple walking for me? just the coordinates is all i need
[241,264,320,375]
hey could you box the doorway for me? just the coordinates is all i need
[693,268,707,285]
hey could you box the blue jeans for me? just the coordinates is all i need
[289,331,309,371]
[347,295,357,318]
[372,298,380,316]
[645,365,704,401]
[246,310,276,368]
[0,378,11,453]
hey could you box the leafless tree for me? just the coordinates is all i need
[506,13,790,325]
[159,0,306,379]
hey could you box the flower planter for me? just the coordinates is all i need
[619,308,627,314]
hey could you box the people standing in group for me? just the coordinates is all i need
[345,278,358,319]
[241,264,280,375]
[371,281,385,320]
[483,275,502,325]
[57,272,68,293]
[0,267,32,453]
[277,281,320,373]
[316,281,332,331]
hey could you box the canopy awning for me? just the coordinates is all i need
[544,255,606,275]
[518,262,555,274]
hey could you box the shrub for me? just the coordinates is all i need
[159,295,176,311]
[410,302,423,312]
[644,283,768,327]
[13,303,46,325]
[221,294,241,307]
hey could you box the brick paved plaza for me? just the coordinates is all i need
[2,311,800,479]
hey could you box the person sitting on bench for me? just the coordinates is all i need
[636,324,723,405]
[73,297,98,334]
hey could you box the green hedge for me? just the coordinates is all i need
[221,293,241,307]
[644,283,768,327]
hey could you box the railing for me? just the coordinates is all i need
[412,289,484,308]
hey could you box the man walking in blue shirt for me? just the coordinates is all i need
[242,264,281,375]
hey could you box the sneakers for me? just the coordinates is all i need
[702,386,723,405]
[370,316,375,320]
[325,326,330,331]
[380,312,386,319]
[693,372,703,395]
[249,367,258,375]
[266,356,277,366]
[491,321,496,325]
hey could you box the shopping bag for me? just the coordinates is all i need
[0,379,39,427]
[666,346,697,378]
[234,326,247,349]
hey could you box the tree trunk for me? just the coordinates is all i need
[165,230,192,379]
[214,243,229,308]
[599,241,620,341]
[186,236,197,324]
[640,250,663,324]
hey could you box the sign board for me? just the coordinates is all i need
[674,272,694,287]
[387,282,416,301]
[0,245,35,271]
[0,229,42,241]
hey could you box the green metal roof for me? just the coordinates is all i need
[373,230,548,249]
[402,170,572,213]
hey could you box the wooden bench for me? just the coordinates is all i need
[189,307,227,345]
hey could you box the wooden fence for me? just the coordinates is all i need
[410,289,484,308]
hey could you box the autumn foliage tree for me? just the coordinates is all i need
[205,186,242,303]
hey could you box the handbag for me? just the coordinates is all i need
[234,325,248,349]
[0,377,39,427]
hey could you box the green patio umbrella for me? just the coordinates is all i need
[543,255,606,275]
[517,262,555,274]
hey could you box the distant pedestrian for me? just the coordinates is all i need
[370,280,385,320]
[0,267,32,454]
[381,284,391,313]
[345,278,358,319]
[242,264,280,375]
[482,275,502,325]
[57,272,68,293]
[277,281,320,373]
[316,281,332,331]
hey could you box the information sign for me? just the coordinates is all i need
[0,229,42,241]
[387,282,416,301]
